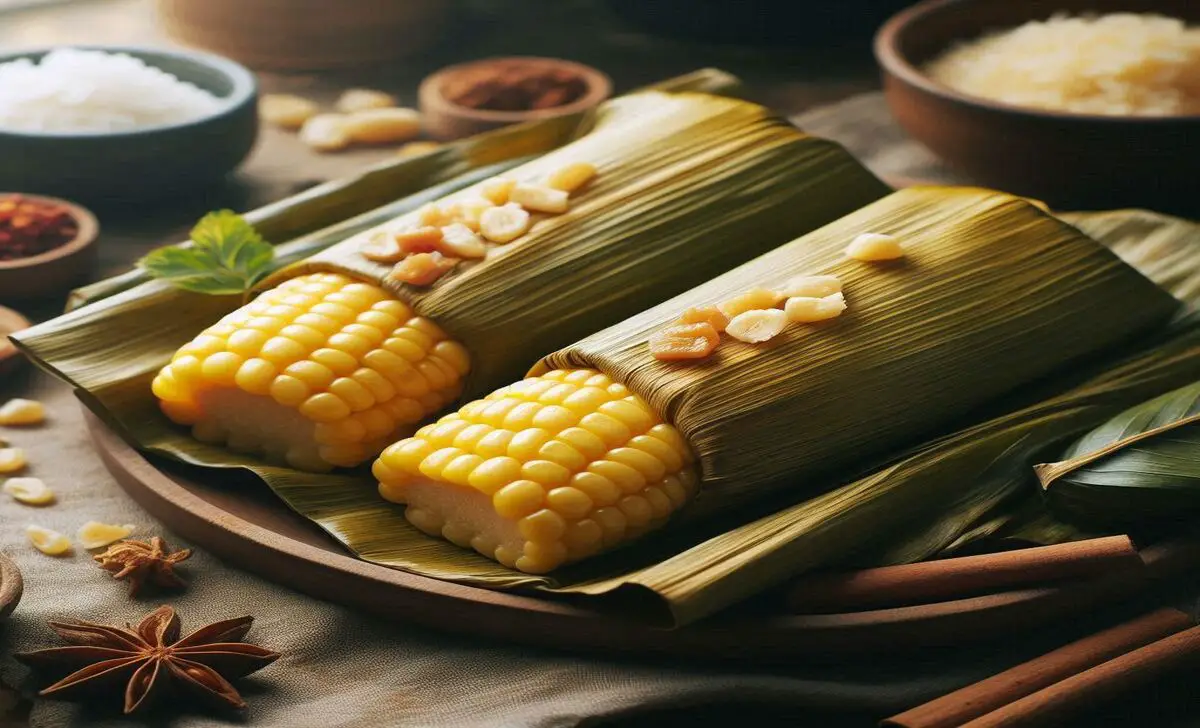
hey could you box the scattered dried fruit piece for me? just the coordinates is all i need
[717,288,783,320]
[446,197,495,232]
[396,140,442,157]
[546,162,597,193]
[0,398,45,425]
[509,183,569,214]
[785,292,847,323]
[417,202,455,228]
[342,107,422,144]
[26,525,70,556]
[388,252,460,286]
[846,232,904,261]
[258,94,318,129]
[335,88,398,113]
[392,226,444,255]
[359,231,404,264]
[0,446,26,473]
[94,536,193,595]
[726,308,789,343]
[650,322,721,361]
[77,521,136,550]
[4,477,54,505]
[678,306,729,333]
[300,113,351,152]
[480,177,517,206]
[437,223,487,259]
[776,274,842,299]
[479,203,532,244]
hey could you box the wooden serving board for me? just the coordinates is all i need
[87,408,1159,662]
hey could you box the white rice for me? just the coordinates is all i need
[925,13,1200,116]
[0,47,223,133]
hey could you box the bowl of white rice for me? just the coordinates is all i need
[0,45,257,206]
[874,0,1199,215]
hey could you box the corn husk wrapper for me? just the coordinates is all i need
[268,91,888,393]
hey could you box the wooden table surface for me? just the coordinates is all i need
[0,1,882,724]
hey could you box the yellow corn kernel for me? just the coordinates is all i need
[235,358,278,395]
[270,376,311,407]
[0,447,27,474]
[0,399,48,426]
[570,471,620,507]
[493,480,545,519]
[77,521,135,550]
[501,401,542,431]
[509,183,569,214]
[519,509,566,542]
[508,428,553,461]
[26,525,71,556]
[846,232,905,261]
[520,460,572,489]
[546,486,593,519]
[598,399,655,435]
[537,440,587,471]
[546,162,597,193]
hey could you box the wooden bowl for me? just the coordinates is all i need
[157,0,451,71]
[0,553,21,621]
[0,195,99,302]
[0,305,32,377]
[874,0,1200,214]
[0,46,258,207]
[419,57,612,141]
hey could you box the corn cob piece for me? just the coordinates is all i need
[374,368,696,573]
[152,272,470,473]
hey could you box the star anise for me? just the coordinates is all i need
[93,537,192,595]
[15,605,279,715]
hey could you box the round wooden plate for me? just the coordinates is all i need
[0,552,22,621]
[87,409,1146,662]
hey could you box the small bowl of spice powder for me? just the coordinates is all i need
[419,56,611,140]
[0,193,99,302]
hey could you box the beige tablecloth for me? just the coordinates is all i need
[0,96,1158,728]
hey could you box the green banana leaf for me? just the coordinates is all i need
[1036,380,1200,527]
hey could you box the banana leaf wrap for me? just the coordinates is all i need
[262,91,889,394]
[533,187,1179,520]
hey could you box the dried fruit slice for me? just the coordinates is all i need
[846,232,905,261]
[0,447,26,473]
[717,288,783,320]
[678,305,729,333]
[359,231,404,264]
[77,521,136,550]
[437,223,487,259]
[546,162,597,193]
[26,525,71,556]
[776,274,842,299]
[388,252,460,286]
[479,203,532,244]
[509,183,569,214]
[480,177,517,206]
[342,107,421,144]
[446,197,495,233]
[649,322,721,361]
[726,308,789,343]
[786,292,847,323]
[4,477,54,505]
[259,94,318,129]
[0,398,45,425]
[335,88,398,113]
[300,113,351,152]
[393,226,444,255]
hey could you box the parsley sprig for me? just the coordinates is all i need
[137,211,274,296]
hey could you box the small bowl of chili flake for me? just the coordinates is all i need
[0,193,99,302]
[418,56,612,141]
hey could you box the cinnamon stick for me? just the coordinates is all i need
[880,607,1193,728]
[959,624,1200,728]
[787,536,1140,613]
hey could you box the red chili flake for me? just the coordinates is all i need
[0,195,78,261]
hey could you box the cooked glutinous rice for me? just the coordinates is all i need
[925,13,1200,116]
[0,47,222,133]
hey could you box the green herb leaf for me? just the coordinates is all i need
[137,210,273,295]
